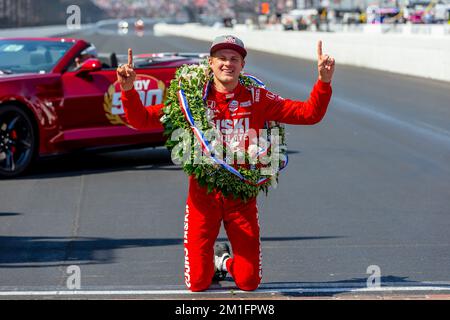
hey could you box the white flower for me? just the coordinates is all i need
[205,108,215,122]
[229,138,241,152]
[247,144,258,158]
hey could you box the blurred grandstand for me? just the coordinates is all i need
[0,0,448,29]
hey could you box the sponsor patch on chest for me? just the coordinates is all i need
[240,100,252,108]
[228,100,239,112]
[215,118,250,133]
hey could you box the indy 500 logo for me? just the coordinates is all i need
[103,75,166,126]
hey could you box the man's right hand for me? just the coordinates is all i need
[317,41,335,83]
[116,48,136,91]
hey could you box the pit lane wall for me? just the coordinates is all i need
[154,23,450,83]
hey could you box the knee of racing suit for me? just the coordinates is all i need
[236,275,261,291]
[186,277,213,292]
[231,259,261,291]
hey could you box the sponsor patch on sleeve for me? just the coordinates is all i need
[266,91,283,101]
[255,89,261,102]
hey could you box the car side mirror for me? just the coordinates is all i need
[75,58,102,75]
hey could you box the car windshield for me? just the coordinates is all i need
[0,39,74,74]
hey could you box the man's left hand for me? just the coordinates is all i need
[317,40,335,83]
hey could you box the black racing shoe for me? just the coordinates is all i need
[213,242,231,281]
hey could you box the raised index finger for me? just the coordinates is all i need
[128,48,133,67]
[317,40,323,59]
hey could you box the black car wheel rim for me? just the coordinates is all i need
[0,111,33,173]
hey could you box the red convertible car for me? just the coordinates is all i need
[0,37,206,177]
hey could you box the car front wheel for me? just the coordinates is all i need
[0,105,37,178]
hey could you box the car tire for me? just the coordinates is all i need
[0,104,38,178]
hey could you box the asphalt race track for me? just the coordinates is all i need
[1,23,450,299]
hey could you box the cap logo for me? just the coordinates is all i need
[225,36,236,44]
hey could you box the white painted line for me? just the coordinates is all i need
[257,286,450,294]
[1,286,450,296]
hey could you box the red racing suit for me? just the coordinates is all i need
[121,79,332,292]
